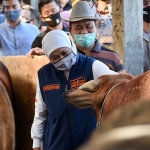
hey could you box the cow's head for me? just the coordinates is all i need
[63,74,133,108]
[63,79,100,108]
[62,74,134,123]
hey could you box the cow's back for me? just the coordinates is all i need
[0,56,49,150]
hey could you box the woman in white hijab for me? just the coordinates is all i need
[31,30,117,150]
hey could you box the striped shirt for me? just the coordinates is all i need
[77,40,125,72]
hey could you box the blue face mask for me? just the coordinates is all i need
[5,9,21,22]
[73,33,96,48]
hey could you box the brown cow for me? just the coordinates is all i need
[0,56,49,150]
[63,71,150,126]
[77,99,150,150]
[0,61,15,150]
[77,125,150,150]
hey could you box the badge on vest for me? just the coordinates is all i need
[100,19,105,25]
[100,33,113,44]
[70,77,86,90]
[43,84,60,91]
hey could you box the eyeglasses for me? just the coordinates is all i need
[26,19,34,23]
[21,17,34,23]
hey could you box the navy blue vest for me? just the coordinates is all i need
[38,54,96,150]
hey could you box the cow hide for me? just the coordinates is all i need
[0,61,15,150]
[63,71,150,125]
[0,56,49,150]
[77,99,150,150]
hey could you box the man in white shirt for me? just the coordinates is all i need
[0,0,39,56]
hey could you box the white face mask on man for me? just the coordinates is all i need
[53,51,76,71]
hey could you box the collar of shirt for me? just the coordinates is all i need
[4,19,23,29]
[77,40,101,54]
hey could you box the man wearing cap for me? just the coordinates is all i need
[31,30,117,150]
[67,1,125,73]
[26,0,68,56]
[72,0,113,49]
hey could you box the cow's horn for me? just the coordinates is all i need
[78,79,100,92]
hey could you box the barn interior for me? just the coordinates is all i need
[0,0,149,150]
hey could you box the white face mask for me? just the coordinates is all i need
[53,52,76,71]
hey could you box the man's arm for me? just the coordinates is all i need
[26,47,45,58]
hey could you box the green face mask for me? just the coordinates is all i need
[73,33,96,48]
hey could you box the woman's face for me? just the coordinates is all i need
[50,47,71,64]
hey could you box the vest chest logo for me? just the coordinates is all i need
[70,77,86,90]
[100,19,105,25]
[100,33,113,44]
[43,84,60,91]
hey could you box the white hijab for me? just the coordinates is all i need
[42,30,77,59]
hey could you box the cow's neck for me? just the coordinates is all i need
[96,82,123,129]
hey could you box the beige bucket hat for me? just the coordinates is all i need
[62,1,100,22]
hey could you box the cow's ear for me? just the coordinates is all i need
[78,79,100,92]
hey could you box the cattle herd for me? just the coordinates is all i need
[1,56,150,150]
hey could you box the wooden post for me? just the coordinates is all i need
[112,0,143,76]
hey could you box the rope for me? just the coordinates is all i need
[96,82,123,129]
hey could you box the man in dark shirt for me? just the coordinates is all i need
[26,0,68,56]
[67,1,125,73]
